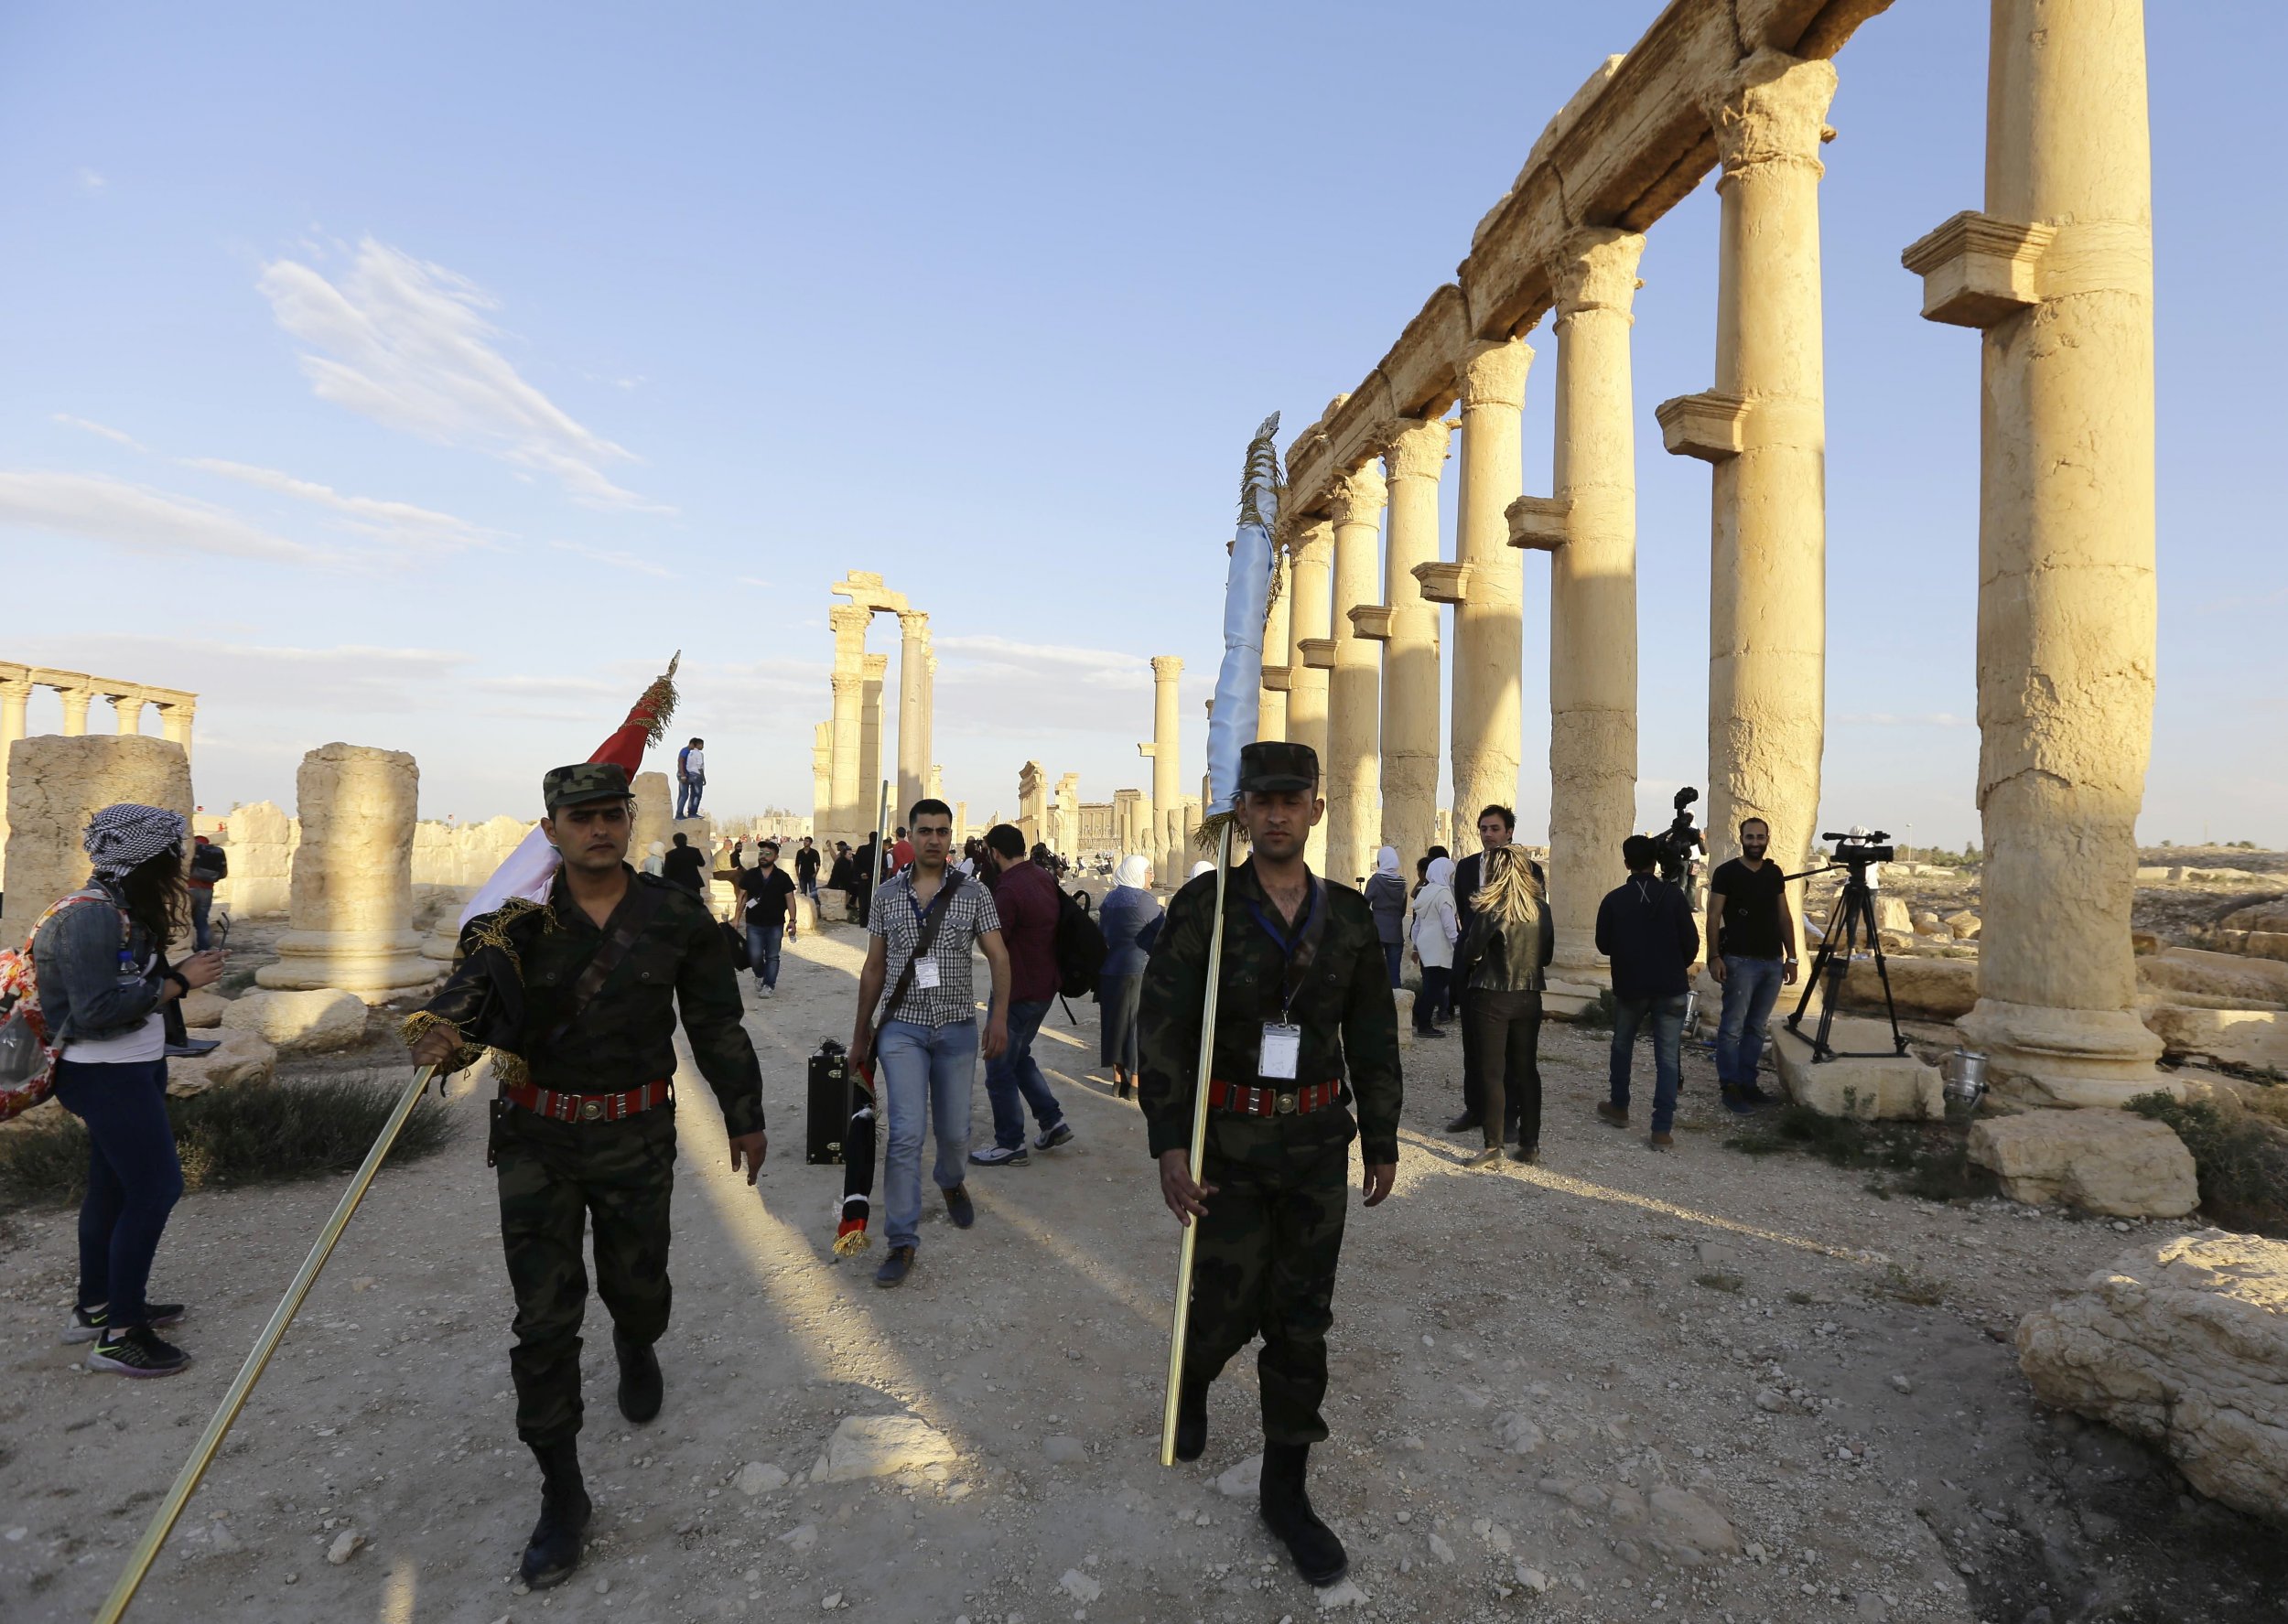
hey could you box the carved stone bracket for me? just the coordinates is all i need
[1298,638,1338,672]
[1656,392,1751,463]
[1348,606,1397,642]
[1901,210,2056,329]
[1506,494,1573,552]
[1259,664,1295,693]
[1411,561,1473,605]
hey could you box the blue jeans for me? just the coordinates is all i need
[1610,993,1689,1134]
[875,1019,977,1250]
[189,890,213,951]
[984,998,1064,1150]
[1715,955,1787,1090]
[675,774,705,818]
[51,1058,183,1328]
[744,924,782,989]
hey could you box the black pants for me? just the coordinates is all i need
[1414,965,1452,1032]
[1462,988,1543,1149]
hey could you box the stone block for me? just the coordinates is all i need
[2142,947,2288,1006]
[178,989,230,1029]
[1394,988,1414,1049]
[816,889,849,923]
[1831,955,1980,1022]
[1873,896,1913,935]
[1,735,192,938]
[167,1027,276,1095]
[2017,1231,2288,1527]
[1772,1018,1942,1120]
[1944,909,1982,941]
[810,1414,957,1482]
[213,800,295,917]
[1968,1111,2197,1218]
[2141,1004,2288,1073]
[221,988,371,1054]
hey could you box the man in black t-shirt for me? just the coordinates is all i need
[794,837,822,901]
[731,840,799,995]
[1706,816,1796,1113]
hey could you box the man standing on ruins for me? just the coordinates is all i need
[675,736,706,818]
[1140,741,1399,1589]
[1708,815,1795,1112]
[405,762,766,1591]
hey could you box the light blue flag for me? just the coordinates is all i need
[1204,414,1283,817]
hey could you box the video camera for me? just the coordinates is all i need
[1652,787,1705,889]
[1822,828,1896,868]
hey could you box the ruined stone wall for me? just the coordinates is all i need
[0,735,193,937]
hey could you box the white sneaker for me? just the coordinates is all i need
[761,986,776,999]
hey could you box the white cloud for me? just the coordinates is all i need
[182,457,496,552]
[0,469,323,564]
[52,414,145,450]
[76,167,105,191]
[550,539,679,578]
[933,633,1155,690]
[257,238,670,512]
[10,633,472,712]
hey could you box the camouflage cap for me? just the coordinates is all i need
[1237,740,1320,794]
[543,761,633,813]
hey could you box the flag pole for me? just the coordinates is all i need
[93,1064,439,1624]
[1160,817,1234,1466]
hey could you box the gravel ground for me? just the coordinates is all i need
[3,919,2283,1624]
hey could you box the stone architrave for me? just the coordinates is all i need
[1326,464,1387,888]
[1536,227,1647,989]
[1903,2,2164,1106]
[256,743,434,1003]
[1452,337,1533,849]
[1257,579,1292,743]
[897,611,931,819]
[1658,49,1835,957]
[1376,417,1450,871]
[1284,519,1334,871]
[826,605,870,844]
[631,770,673,860]
[0,735,193,939]
[1149,656,1184,887]
[858,653,889,832]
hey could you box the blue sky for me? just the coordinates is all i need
[4,2,2280,849]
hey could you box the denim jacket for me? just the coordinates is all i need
[28,878,164,1046]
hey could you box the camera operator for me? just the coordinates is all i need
[1594,835,1699,1150]
[1707,816,1794,1113]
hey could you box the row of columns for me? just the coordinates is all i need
[822,576,933,847]
[1257,6,2157,1103]
[1,665,196,756]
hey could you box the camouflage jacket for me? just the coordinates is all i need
[412,867,765,1137]
[1138,858,1401,1166]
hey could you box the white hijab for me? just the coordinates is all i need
[1375,845,1399,877]
[1114,855,1150,889]
[1424,855,1454,889]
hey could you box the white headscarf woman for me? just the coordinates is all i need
[1098,854,1163,1097]
[1114,855,1151,891]
[1407,855,1461,1038]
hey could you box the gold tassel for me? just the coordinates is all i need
[1192,807,1247,853]
[832,1229,871,1257]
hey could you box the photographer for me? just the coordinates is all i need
[1707,816,1794,1113]
[1594,836,1700,1149]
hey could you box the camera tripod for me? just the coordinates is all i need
[1782,861,1910,1063]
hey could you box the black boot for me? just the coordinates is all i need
[519,1439,591,1589]
[1173,1375,1210,1463]
[615,1328,663,1424]
[1259,1441,1347,1586]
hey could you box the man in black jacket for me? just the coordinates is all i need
[1445,805,1544,1139]
[1593,835,1701,1150]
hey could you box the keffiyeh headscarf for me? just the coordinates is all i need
[83,803,187,878]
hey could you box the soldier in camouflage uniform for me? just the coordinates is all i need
[1139,740,1401,1587]
[406,762,766,1589]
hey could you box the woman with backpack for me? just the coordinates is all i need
[32,804,226,1376]
[1094,855,1160,1100]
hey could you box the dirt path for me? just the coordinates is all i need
[3,921,2279,1624]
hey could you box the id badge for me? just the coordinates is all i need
[1258,1023,1301,1081]
[915,957,942,990]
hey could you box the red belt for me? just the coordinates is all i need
[1208,1080,1343,1117]
[503,1080,672,1123]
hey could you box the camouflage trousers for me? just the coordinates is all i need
[1184,1124,1352,1446]
[491,1102,678,1446]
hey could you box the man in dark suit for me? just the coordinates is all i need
[1446,805,1544,1139]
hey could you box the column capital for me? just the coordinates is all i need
[828,604,872,638]
[1547,227,1647,321]
[1329,463,1387,528]
[0,672,32,700]
[1459,337,1533,411]
[862,652,889,677]
[1704,48,1837,183]
[1287,516,1334,564]
[1150,655,1183,682]
[1382,415,1452,483]
[830,672,863,697]
[897,608,930,638]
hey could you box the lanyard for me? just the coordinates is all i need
[1247,877,1328,1023]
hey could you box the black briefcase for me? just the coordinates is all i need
[805,1041,853,1165]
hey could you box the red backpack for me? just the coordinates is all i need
[0,888,126,1122]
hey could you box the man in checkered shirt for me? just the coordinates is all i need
[848,797,1011,1286]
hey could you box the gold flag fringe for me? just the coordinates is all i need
[633,651,682,749]
[1192,807,1247,853]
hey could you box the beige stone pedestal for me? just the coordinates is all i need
[0,735,193,938]
[1905,0,2165,1107]
[1772,1017,1942,1121]
[256,743,434,1003]
[1326,464,1385,887]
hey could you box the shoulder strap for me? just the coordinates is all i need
[540,879,664,1057]
[877,873,963,1030]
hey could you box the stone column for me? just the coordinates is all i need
[897,610,930,819]
[1901,1,2161,1104]
[256,743,433,1001]
[1150,655,1183,884]
[826,605,870,842]
[1657,49,1834,956]
[1376,416,1451,868]
[1527,228,1647,986]
[58,685,92,737]
[0,674,28,749]
[157,699,195,761]
[1258,581,1291,743]
[1327,464,1387,887]
[0,736,193,939]
[1285,518,1335,869]
[632,769,673,859]
[811,722,833,832]
[1452,338,1533,846]
[859,651,889,834]
[107,691,144,735]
